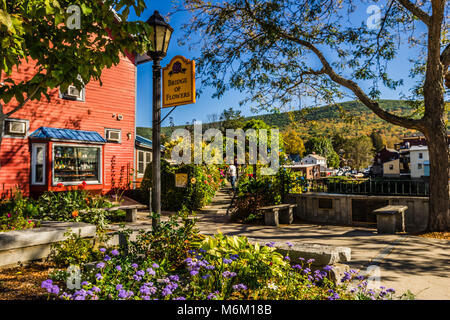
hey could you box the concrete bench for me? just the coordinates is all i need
[372,205,407,234]
[104,204,147,222]
[258,204,297,226]
[81,204,147,223]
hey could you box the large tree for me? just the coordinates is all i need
[180,0,450,231]
[0,0,150,156]
[345,135,374,170]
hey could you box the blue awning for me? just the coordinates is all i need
[135,134,165,150]
[29,127,106,143]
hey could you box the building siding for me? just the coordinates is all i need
[1,55,136,197]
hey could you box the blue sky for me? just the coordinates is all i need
[130,1,422,127]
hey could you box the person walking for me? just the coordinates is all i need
[228,163,237,192]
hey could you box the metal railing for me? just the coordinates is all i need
[305,178,429,196]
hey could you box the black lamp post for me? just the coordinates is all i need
[146,11,173,230]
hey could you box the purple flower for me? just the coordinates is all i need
[104,255,111,261]
[115,265,122,271]
[323,265,333,272]
[232,284,247,291]
[50,285,60,294]
[292,264,302,270]
[202,274,211,279]
[111,249,119,256]
[174,296,186,300]
[81,281,89,286]
[222,258,233,264]
[307,258,315,264]
[118,290,128,299]
[41,279,53,289]
[190,270,199,276]
[152,263,159,269]
[286,242,293,248]
[92,286,101,293]
[207,291,219,300]
[284,256,290,261]
[169,275,180,282]
[96,262,105,269]
[95,273,103,280]
[136,270,145,276]
[146,268,155,276]
[133,275,142,281]
[266,241,275,247]
[162,287,172,296]
[230,254,239,261]
[99,248,106,253]
[222,271,237,279]
[131,263,138,268]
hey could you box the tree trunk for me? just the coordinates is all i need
[425,123,449,231]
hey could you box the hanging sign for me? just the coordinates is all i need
[162,55,196,108]
[175,173,188,188]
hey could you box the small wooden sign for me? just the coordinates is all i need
[175,173,188,188]
[162,55,196,108]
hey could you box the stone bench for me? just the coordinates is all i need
[0,221,96,268]
[258,204,297,226]
[247,238,352,283]
[104,204,147,222]
[372,205,407,234]
[81,204,147,223]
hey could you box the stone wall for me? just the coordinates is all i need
[285,192,429,233]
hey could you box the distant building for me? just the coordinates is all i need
[284,163,321,179]
[301,153,327,167]
[382,158,400,177]
[371,147,399,177]
[409,145,429,179]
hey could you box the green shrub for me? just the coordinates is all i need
[128,211,203,270]
[48,229,102,267]
[0,190,40,232]
[231,167,306,223]
[140,160,222,212]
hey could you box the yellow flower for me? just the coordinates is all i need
[191,178,197,184]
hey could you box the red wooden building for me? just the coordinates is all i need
[0,53,139,197]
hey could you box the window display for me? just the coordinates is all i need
[53,145,101,184]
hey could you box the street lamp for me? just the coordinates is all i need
[146,10,173,230]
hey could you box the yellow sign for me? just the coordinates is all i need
[175,173,188,188]
[162,55,196,108]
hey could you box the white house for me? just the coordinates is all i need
[301,153,327,167]
[409,145,429,179]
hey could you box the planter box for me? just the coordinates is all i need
[0,221,96,268]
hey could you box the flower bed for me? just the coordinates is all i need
[40,214,401,300]
[0,188,126,232]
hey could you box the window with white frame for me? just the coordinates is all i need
[137,150,152,176]
[31,144,46,185]
[3,119,28,137]
[105,128,121,143]
[60,75,85,101]
[53,144,101,185]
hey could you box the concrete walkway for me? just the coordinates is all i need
[129,188,450,300]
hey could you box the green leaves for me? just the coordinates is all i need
[0,0,151,116]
